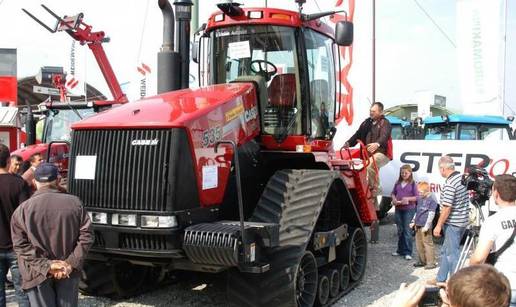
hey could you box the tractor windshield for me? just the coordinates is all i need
[211,25,301,139]
[43,108,95,142]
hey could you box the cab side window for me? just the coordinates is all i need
[459,125,477,140]
[479,125,512,141]
[304,29,335,139]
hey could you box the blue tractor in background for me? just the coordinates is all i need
[376,114,515,220]
[423,114,515,141]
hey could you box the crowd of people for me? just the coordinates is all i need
[0,144,93,307]
[347,102,516,307]
[388,163,516,307]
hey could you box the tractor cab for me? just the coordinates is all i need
[37,102,96,143]
[423,114,515,141]
[196,4,352,148]
[12,101,96,174]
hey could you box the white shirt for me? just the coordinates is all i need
[479,206,516,290]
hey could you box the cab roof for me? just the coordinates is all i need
[205,7,335,38]
[386,115,410,127]
[424,114,512,125]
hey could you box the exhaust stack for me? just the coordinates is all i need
[24,101,36,146]
[158,0,181,93]
[174,0,193,89]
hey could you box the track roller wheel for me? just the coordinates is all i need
[323,269,340,298]
[79,260,160,298]
[315,275,329,306]
[336,263,350,290]
[296,251,318,307]
[343,228,367,281]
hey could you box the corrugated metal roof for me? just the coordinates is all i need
[17,76,106,107]
[0,106,18,126]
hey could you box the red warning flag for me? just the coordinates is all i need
[137,63,152,76]
[66,77,79,89]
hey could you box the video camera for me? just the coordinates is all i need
[461,165,493,206]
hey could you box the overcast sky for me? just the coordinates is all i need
[1,0,514,116]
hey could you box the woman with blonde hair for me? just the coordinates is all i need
[391,164,418,260]
[410,181,438,269]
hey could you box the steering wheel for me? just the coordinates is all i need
[250,59,277,82]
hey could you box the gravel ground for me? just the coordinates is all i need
[6,209,441,307]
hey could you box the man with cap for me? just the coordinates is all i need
[0,144,30,307]
[11,163,94,307]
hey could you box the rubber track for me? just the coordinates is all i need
[228,169,363,307]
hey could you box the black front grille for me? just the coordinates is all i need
[119,233,169,250]
[93,231,105,247]
[69,129,172,212]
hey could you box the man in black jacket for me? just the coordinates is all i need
[344,102,392,243]
[344,102,392,200]
[11,163,93,307]
[0,144,30,307]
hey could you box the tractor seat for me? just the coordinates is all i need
[267,73,296,107]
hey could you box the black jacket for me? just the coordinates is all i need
[346,116,392,155]
[0,173,30,251]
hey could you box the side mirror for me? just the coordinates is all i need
[192,23,206,64]
[192,40,200,64]
[335,21,353,46]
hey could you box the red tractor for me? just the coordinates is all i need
[69,1,377,306]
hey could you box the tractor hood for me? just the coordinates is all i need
[72,83,255,130]
[11,143,48,161]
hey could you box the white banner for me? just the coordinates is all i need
[380,140,515,201]
[456,0,504,115]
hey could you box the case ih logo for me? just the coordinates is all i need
[244,106,258,122]
[131,139,159,146]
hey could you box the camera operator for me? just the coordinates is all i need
[470,174,516,307]
[433,156,469,283]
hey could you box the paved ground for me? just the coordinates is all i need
[6,210,441,307]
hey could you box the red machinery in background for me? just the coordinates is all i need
[0,49,25,151]
[22,4,127,105]
[0,76,17,106]
[13,5,128,172]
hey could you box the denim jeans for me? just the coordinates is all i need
[436,224,466,282]
[0,250,29,307]
[394,208,415,256]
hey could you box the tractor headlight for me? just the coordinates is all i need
[111,214,137,226]
[88,212,108,224]
[141,215,178,228]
